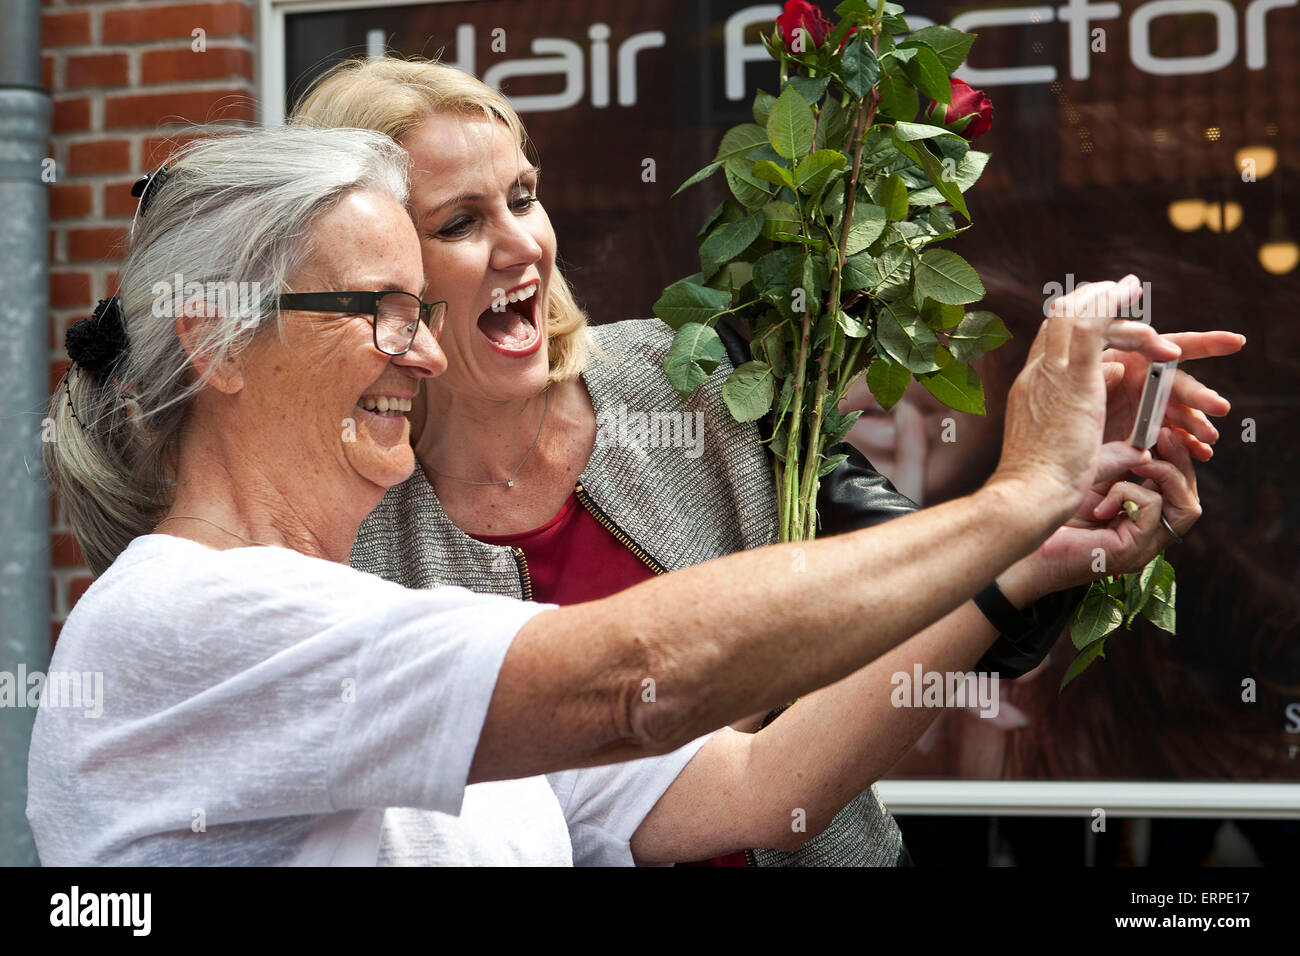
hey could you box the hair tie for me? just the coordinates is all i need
[130,166,170,217]
[66,297,129,377]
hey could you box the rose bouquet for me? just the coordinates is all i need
[655,0,1173,686]
[656,0,999,542]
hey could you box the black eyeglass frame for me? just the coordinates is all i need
[274,291,447,356]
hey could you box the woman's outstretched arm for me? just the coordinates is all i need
[467,277,1176,786]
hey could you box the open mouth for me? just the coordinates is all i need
[477,280,541,355]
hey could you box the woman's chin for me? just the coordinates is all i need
[347,443,417,492]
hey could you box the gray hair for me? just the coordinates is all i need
[45,125,411,574]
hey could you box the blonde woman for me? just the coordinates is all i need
[292,58,1223,866]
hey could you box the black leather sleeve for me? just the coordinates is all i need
[716,320,1083,679]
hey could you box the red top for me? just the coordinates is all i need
[469,491,656,606]
[469,490,749,867]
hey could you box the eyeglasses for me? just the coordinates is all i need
[274,291,447,356]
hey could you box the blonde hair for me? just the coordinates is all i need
[46,125,411,574]
[290,56,591,384]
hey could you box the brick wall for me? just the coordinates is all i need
[43,0,258,644]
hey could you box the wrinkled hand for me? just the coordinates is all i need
[1102,330,1244,460]
[1031,427,1201,592]
[993,275,1179,517]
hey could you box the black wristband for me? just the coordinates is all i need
[973,581,1036,641]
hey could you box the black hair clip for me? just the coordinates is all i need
[64,297,130,435]
[130,166,170,217]
[66,297,129,378]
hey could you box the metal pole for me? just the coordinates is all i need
[0,0,53,866]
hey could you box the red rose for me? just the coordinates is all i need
[777,1,832,53]
[939,78,994,140]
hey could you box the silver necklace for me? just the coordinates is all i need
[426,388,549,489]
[155,514,274,547]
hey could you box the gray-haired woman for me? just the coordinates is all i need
[29,124,1178,866]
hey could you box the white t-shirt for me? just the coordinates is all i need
[26,535,710,866]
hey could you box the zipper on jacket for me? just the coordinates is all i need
[511,546,534,602]
[573,482,668,575]
[575,481,752,867]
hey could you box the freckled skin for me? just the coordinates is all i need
[240,190,446,494]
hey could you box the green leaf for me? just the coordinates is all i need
[901,44,951,104]
[801,252,829,314]
[822,403,860,446]
[946,310,1010,361]
[934,134,972,162]
[722,360,777,422]
[922,298,964,330]
[893,122,963,144]
[665,322,727,400]
[825,18,857,55]
[747,142,786,165]
[766,85,815,161]
[753,322,789,377]
[752,160,797,190]
[892,136,970,219]
[713,123,771,164]
[915,248,985,305]
[1140,555,1176,634]
[879,47,918,68]
[723,159,773,209]
[893,222,932,247]
[771,231,828,252]
[928,205,957,234]
[834,0,875,18]
[697,200,742,240]
[1143,589,1176,634]
[918,345,985,413]
[788,75,831,105]
[819,452,850,477]
[843,244,910,298]
[752,89,777,126]
[905,26,977,73]
[753,247,802,298]
[880,173,909,222]
[1070,586,1124,650]
[876,300,939,373]
[877,72,920,122]
[836,308,870,338]
[821,186,845,221]
[839,32,881,100]
[652,279,732,331]
[1123,558,1162,627]
[1060,638,1107,690]
[760,200,802,239]
[700,210,765,279]
[844,202,888,256]
[815,97,850,153]
[796,149,848,195]
[881,11,910,33]
[859,125,909,175]
[907,150,991,204]
[867,351,910,410]
[705,260,753,295]
[674,162,721,197]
